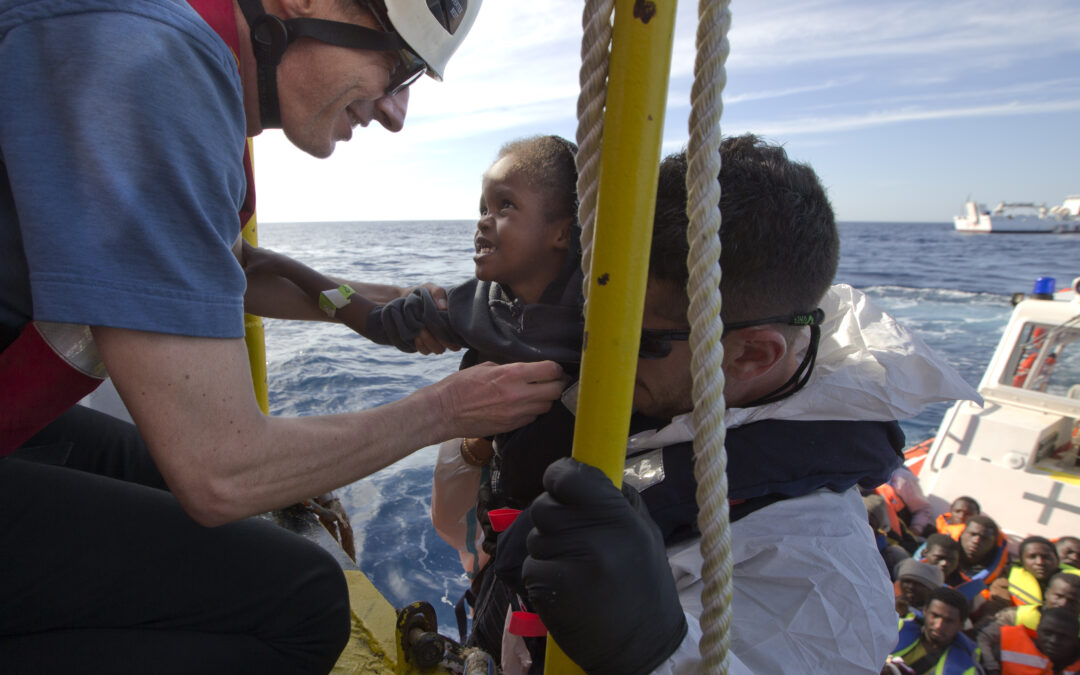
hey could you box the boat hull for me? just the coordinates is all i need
[954,213,1078,234]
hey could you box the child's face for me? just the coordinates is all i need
[474,154,567,303]
[950,499,976,523]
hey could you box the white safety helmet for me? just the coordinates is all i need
[383,0,482,81]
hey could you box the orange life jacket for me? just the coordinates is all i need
[936,513,967,540]
[877,484,905,536]
[1000,624,1080,674]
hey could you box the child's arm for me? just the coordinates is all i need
[239,240,377,336]
[239,241,462,352]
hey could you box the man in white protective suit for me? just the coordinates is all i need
[431,135,980,674]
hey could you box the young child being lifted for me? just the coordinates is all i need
[248,134,582,367]
[246,135,585,540]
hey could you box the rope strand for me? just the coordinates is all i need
[687,1,733,672]
[575,0,614,306]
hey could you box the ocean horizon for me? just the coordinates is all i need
[255,218,1079,632]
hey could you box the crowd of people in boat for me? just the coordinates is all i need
[869,477,1080,674]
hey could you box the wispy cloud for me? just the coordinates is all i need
[751,98,1080,136]
[728,0,1080,69]
[724,77,863,104]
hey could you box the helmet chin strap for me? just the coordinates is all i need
[237,0,289,128]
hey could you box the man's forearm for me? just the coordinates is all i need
[91,326,563,527]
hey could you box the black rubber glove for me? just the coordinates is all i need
[520,457,688,675]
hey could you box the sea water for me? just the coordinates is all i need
[257,219,1079,632]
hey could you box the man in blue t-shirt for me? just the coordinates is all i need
[0,0,565,671]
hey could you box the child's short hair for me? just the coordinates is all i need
[928,586,970,622]
[925,533,961,555]
[951,496,980,513]
[650,134,839,324]
[495,135,579,225]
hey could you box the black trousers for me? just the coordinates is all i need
[0,406,351,674]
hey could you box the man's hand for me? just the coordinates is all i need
[988,576,1011,602]
[517,458,688,675]
[431,361,565,440]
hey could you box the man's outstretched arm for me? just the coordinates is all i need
[93,326,564,527]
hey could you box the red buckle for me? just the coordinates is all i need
[508,611,547,637]
[487,508,521,532]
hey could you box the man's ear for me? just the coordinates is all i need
[276,0,316,18]
[724,327,788,383]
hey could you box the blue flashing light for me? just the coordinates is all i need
[1033,276,1056,298]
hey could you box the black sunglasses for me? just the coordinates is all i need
[637,309,825,360]
[638,329,691,360]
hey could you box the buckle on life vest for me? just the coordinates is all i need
[0,322,107,455]
[487,508,521,532]
[508,611,547,637]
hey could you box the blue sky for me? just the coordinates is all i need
[252,0,1080,224]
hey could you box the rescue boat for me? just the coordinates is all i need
[906,275,1080,544]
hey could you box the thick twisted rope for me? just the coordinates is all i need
[575,0,614,303]
[687,1,733,671]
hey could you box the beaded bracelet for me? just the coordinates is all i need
[460,437,488,467]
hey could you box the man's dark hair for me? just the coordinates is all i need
[925,533,961,556]
[495,135,579,225]
[927,586,970,623]
[1020,535,1057,559]
[1041,606,1080,634]
[1059,535,1080,547]
[952,496,980,513]
[1049,571,1080,592]
[965,514,999,539]
[649,134,839,324]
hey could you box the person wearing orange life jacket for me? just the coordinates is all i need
[987,608,1080,675]
[933,496,981,540]
[886,587,981,675]
[876,469,930,554]
[977,573,1080,673]
[954,515,1010,604]
[0,1,571,671]
[1011,326,1059,391]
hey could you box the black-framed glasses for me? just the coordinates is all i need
[722,308,825,337]
[638,308,825,360]
[638,329,691,360]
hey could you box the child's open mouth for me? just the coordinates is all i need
[474,234,496,257]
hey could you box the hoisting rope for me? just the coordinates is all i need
[688,1,733,672]
[574,0,614,302]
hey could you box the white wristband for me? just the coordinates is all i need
[318,284,356,318]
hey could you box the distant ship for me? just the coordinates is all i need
[954,196,1080,233]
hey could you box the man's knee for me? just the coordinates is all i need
[277,535,352,670]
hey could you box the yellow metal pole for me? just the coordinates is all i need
[545,1,677,672]
[242,141,270,414]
